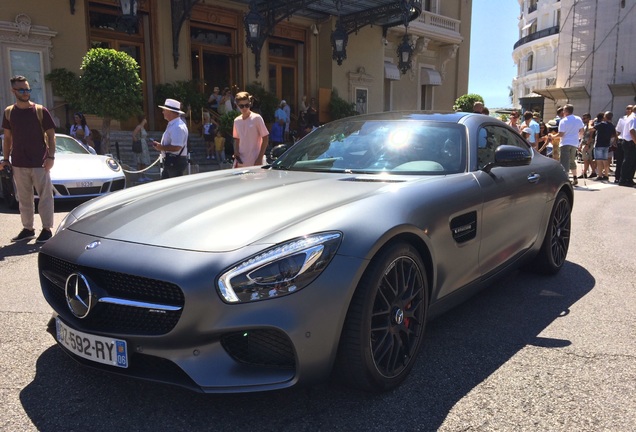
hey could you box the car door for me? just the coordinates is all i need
[474,124,548,276]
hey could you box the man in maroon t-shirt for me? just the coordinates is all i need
[1,75,57,243]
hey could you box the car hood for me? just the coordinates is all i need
[52,154,123,180]
[65,168,425,252]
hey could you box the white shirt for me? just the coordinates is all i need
[558,114,584,147]
[616,115,628,139]
[625,114,636,142]
[622,113,635,141]
[161,117,188,156]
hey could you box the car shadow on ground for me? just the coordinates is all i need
[19,262,594,432]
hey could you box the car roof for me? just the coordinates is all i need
[328,111,477,124]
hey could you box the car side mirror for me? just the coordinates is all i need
[482,145,532,173]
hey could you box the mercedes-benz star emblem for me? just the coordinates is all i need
[65,273,93,318]
[85,240,101,250]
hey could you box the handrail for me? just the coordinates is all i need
[514,25,559,50]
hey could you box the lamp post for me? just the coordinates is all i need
[118,0,139,34]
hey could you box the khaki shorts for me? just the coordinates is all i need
[560,145,578,170]
[581,145,594,161]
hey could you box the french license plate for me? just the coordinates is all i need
[56,318,128,368]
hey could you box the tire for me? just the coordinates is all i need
[532,191,571,274]
[335,242,428,392]
[0,174,18,208]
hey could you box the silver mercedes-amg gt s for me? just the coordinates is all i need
[39,112,573,393]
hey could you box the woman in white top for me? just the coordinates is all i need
[70,112,95,153]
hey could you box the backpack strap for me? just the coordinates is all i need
[4,105,13,123]
[35,104,43,128]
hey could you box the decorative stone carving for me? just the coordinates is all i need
[15,13,32,40]
[0,14,58,58]
[440,44,459,79]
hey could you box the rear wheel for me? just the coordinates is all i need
[335,242,428,392]
[532,191,571,274]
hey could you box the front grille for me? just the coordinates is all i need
[53,185,70,195]
[221,329,295,369]
[40,253,184,335]
[59,345,200,392]
[111,178,126,191]
[68,186,102,195]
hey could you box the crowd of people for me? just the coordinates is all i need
[202,85,321,165]
[503,103,636,187]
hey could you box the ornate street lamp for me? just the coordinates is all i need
[397,34,414,74]
[243,1,266,76]
[244,1,265,51]
[118,0,139,34]
[331,19,348,66]
[395,0,418,74]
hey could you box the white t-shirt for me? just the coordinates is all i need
[622,113,635,141]
[558,114,584,147]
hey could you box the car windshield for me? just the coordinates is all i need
[271,120,466,174]
[56,135,91,154]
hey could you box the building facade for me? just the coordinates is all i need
[513,0,636,120]
[0,0,471,132]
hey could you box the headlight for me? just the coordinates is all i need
[56,211,78,233]
[218,232,342,303]
[106,158,121,171]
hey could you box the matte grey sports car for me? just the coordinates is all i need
[39,112,573,393]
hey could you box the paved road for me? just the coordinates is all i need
[1,179,635,431]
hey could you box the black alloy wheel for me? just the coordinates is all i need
[335,242,428,392]
[532,191,571,274]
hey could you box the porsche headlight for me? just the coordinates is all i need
[218,232,342,303]
[106,158,121,171]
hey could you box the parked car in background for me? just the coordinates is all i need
[0,133,125,207]
[39,112,573,394]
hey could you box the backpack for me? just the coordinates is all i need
[4,103,48,145]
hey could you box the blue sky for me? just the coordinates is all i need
[468,0,519,108]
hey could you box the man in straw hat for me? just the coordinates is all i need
[151,98,189,179]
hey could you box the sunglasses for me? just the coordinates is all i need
[14,88,32,94]
[237,103,250,109]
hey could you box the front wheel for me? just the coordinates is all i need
[334,242,428,392]
[0,171,18,208]
[531,191,571,274]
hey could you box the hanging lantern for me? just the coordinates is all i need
[331,20,348,66]
[397,34,414,74]
[244,1,265,51]
[118,0,139,34]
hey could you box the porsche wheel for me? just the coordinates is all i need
[532,191,571,274]
[335,242,428,392]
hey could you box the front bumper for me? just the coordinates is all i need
[39,229,364,393]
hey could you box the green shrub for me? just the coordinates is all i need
[452,94,484,112]
[155,80,207,121]
[329,88,357,120]
[246,82,278,124]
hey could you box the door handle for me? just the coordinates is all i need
[527,173,540,183]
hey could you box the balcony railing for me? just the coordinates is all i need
[514,25,559,49]
[408,10,462,44]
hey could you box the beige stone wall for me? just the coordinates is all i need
[2,2,88,74]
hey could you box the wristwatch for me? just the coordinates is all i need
[46,156,55,160]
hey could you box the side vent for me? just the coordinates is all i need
[450,211,477,243]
